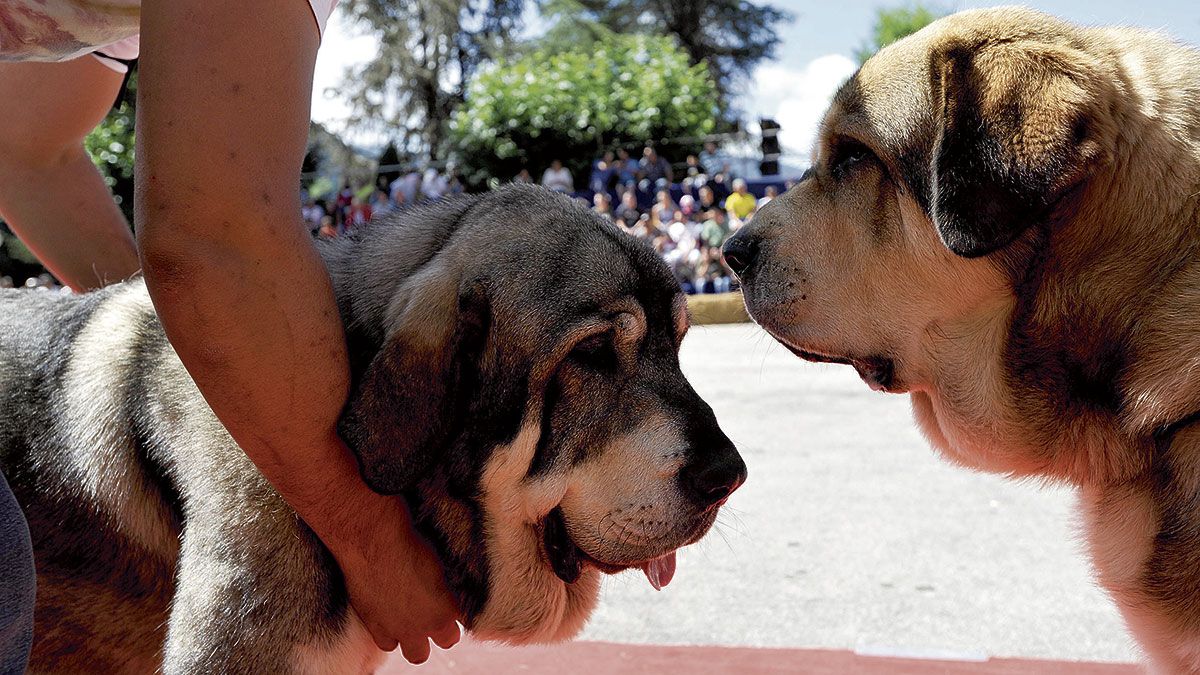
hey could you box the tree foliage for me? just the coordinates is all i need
[855,4,944,64]
[338,0,524,159]
[538,0,790,116]
[84,71,137,222]
[450,34,717,188]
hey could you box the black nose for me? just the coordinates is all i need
[681,450,747,509]
[721,231,758,278]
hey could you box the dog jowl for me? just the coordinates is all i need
[334,196,749,642]
[725,7,1200,672]
[0,185,745,674]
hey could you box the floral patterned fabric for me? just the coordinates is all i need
[0,0,337,63]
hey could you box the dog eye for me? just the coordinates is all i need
[570,332,617,370]
[831,140,875,176]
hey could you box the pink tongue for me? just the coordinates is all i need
[641,551,677,591]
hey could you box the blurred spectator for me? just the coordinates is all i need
[345,195,372,230]
[758,185,779,208]
[707,171,733,205]
[650,189,678,225]
[541,159,574,193]
[725,178,757,226]
[696,248,732,294]
[23,273,60,291]
[301,197,325,235]
[589,152,617,193]
[446,169,465,195]
[681,154,707,192]
[390,166,422,206]
[639,146,673,192]
[698,185,718,212]
[679,194,697,220]
[615,190,641,228]
[700,139,734,178]
[422,168,448,200]
[593,193,614,222]
[615,148,639,189]
[699,141,727,177]
[514,168,533,184]
[369,190,391,216]
[0,276,12,289]
[389,187,408,211]
[633,214,654,240]
[700,209,729,249]
[667,211,695,250]
[317,215,338,239]
[334,183,354,226]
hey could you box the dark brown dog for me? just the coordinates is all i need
[0,185,745,674]
[725,7,1200,670]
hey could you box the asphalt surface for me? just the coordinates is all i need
[573,322,1138,664]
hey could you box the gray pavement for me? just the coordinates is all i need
[578,322,1139,664]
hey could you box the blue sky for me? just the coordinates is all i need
[311,2,1200,155]
[771,1,1199,69]
[748,1,1200,159]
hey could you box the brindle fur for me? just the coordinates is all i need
[731,7,1200,671]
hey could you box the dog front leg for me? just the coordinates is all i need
[1082,427,1200,673]
[162,484,364,675]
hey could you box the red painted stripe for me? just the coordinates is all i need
[380,640,1140,674]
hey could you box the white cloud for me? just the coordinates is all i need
[748,54,858,162]
[310,12,378,138]
[309,19,858,160]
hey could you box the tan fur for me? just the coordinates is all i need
[290,611,384,675]
[736,7,1200,670]
[55,284,179,556]
[474,422,601,642]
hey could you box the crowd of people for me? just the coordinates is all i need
[300,165,466,238]
[303,142,783,296]
[0,273,61,291]
[578,143,778,295]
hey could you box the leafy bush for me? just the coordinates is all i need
[449,34,718,188]
[84,73,136,222]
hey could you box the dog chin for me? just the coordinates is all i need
[758,326,905,393]
[466,563,601,645]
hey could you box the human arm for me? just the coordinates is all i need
[135,0,459,662]
[0,57,140,290]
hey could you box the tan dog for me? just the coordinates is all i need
[723,7,1200,671]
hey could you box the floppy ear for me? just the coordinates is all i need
[339,273,490,494]
[928,41,1111,257]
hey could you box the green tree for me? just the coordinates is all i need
[449,34,718,188]
[338,0,524,160]
[84,71,137,222]
[537,0,790,116]
[855,4,944,64]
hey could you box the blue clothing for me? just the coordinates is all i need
[616,159,638,185]
[0,472,33,675]
[588,161,615,193]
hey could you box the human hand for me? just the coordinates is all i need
[326,493,462,664]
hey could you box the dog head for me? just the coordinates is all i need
[722,8,1142,474]
[331,185,745,643]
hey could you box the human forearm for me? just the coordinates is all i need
[139,216,459,658]
[136,0,460,657]
[0,146,138,290]
[137,222,355,505]
[0,58,138,290]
